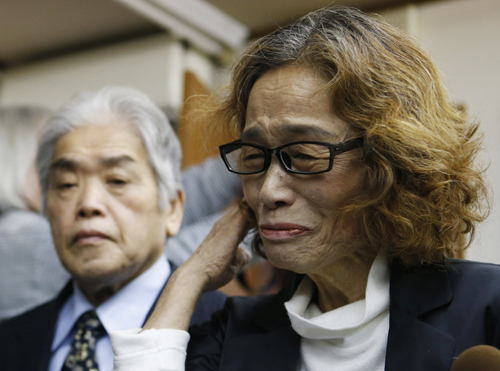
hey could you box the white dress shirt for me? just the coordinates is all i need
[49,256,170,371]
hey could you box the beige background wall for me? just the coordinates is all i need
[418,0,500,263]
[0,35,215,120]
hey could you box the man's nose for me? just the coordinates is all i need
[77,181,107,218]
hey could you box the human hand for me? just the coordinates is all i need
[182,205,252,292]
[143,205,252,330]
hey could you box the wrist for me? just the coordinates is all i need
[142,265,207,331]
[173,259,211,292]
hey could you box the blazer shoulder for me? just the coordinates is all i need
[0,298,57,333]
[0,281,70,343]
[0,297,61,370]
[447,258,500,273]
[447,259,500,289]
[445,259,500,306]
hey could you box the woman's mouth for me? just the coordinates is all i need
[259,223,311,241]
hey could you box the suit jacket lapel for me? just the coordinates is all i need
[223,273,302,371]
[223,325,300,371]
[17,281,73,371]
[386,260,455,371]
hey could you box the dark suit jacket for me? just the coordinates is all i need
[186,259,500,371]
[0,262,227,371]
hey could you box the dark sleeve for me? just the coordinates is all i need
[484,277,500,347]
[186,299,233,371]
[190,290,228,327]
[489,305,500,348]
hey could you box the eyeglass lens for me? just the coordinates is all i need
[224,143,331,174]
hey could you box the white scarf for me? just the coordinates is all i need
[284,254,390,371]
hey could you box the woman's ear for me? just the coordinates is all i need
[165,189,185,237]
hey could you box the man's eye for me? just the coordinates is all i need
[109,179,127,186]
[58,183,76,189]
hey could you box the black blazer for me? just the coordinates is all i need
[186,259,500,371]
[0,262,227,371]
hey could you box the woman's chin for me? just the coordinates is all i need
[265,248,310,274]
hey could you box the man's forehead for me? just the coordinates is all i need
[50,124,148,170]
[50,154,137,172]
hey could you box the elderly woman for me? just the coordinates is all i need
[110,6,498,371]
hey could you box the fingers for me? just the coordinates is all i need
[232,246,252,271]
[180,205,253,292]
[211,205,252,243]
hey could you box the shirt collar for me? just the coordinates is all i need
[284,251,390,339]
[51,256,170,351]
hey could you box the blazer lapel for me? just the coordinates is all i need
[16,281,73,371]
[386,260,455,371]
[223,325,300,371]
[222,274,302,371]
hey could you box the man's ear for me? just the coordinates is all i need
[165,189,185,237]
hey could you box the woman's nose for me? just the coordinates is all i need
[77,181,107,218]
[258,157,295,209]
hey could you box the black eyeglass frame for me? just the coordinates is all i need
[219,135,366,175]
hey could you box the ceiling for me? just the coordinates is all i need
[0,0,439,69]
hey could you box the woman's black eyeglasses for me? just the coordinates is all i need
[219,136,365,175]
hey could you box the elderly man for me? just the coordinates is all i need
[0,86,227,371]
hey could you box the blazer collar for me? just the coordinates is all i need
[250,261,457,371]
[389,258,453,316]
[16,260,172,371]
[252,272,302,331]
[386,259,455,371]
[251,258,454,330]
[222,273,302,371]
[15,280,73,371]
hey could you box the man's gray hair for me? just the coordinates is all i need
[0,106,52,212]
[36,86,183,210]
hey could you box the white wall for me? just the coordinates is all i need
[417,0,500,263]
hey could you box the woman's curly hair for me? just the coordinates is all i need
[211,6,489,266]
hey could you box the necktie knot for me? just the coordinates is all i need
[75,310,106,339]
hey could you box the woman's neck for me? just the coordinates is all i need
[307,250,377,313]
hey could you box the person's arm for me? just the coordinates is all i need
[166,212,226,268]
[144,206,251,330]
[111,206,251,371]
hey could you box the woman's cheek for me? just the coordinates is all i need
[241,181,259,208]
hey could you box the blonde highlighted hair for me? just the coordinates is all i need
[213,6,488,266]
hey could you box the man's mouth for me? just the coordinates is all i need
[73,230,110,245]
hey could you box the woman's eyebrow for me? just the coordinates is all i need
[242,124,335,141]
